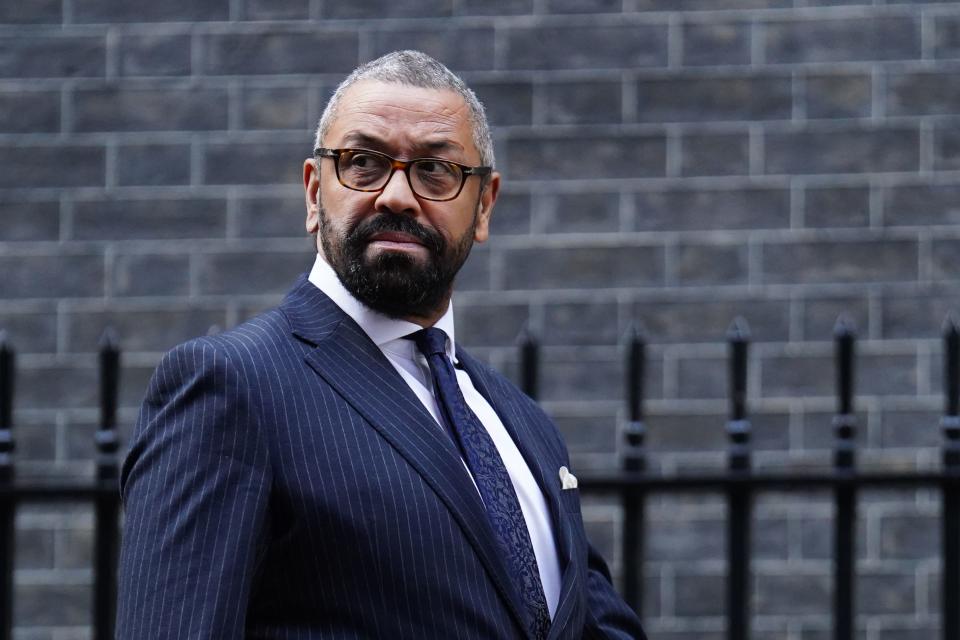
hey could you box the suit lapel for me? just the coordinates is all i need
[457,350,583,637]
[281,278,532,638]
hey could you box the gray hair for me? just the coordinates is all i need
[313,50,495,168]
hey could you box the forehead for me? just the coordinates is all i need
[325,80,475,158]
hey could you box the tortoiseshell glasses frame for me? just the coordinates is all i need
[314,147,492,202]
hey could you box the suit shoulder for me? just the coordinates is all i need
[149,308,291,391]
[218,307,290,351]
[168,307,289,359]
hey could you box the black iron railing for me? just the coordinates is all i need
[0,330,120,640]
[0,316,957,640]
[518,315,960,640]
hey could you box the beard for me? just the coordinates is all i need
[318,206,476,320]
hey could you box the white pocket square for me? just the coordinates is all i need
[559,466,578,490]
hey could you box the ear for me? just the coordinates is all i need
[303,158,320,234]
[472,171,500,245]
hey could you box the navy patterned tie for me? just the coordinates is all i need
[410,327,551,639]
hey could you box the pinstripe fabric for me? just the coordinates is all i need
[117,274,646,639]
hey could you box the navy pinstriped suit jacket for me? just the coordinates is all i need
[117,274,646,639]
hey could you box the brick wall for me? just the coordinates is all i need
[1,1,958,637]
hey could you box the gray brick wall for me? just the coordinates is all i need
[1,1,958,637]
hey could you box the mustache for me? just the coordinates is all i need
[350,215,445,254]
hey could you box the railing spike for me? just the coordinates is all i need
[833,312,857,336]
[517,323,539,400]
[944,313,959,419]
[624,323,646,425]
[727,317,750,425]
[98,328,120,433]
[834,314,857,418]
[0,335,11,435]
[623,320,647,342]
[98,327,119,351]
[942,311,960,333]
[727,316,751,342]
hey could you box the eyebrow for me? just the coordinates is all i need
[340,132,464,157]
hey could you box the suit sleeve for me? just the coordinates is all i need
[582,542,648,639]
[116,338,272,639]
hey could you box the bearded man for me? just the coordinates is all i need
[117,50,645,640]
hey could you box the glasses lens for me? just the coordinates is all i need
[338,150,391,190]
[411,159,462,200]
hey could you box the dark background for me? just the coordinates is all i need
[2,0,959,637]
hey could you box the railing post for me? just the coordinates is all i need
[94,329,121,640]
[726,318,752,640]
[832,316,857,640]
[0,334,14,640]
[622,324,646,615]
[519,327,539,401]
[942,315,960,640]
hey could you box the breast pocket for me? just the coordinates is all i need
[555,487,590,564]
[559,487,582,515]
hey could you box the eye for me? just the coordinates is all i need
[414,160,458,182]
[345,152,382,171]
[338,151,390,189]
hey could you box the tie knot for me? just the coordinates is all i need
[410,327,448,358]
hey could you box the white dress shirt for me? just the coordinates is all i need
[308,254,561,617]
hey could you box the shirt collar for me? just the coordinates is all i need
[307,253,457,362]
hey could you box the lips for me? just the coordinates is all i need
[368,231,424,246]
[366,231,430,256]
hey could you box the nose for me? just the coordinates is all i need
[374,167,419,215]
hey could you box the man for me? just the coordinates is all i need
[117,50,645,639]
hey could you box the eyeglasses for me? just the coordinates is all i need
[314,147,492,202]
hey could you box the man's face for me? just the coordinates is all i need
[303,80,499,323]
